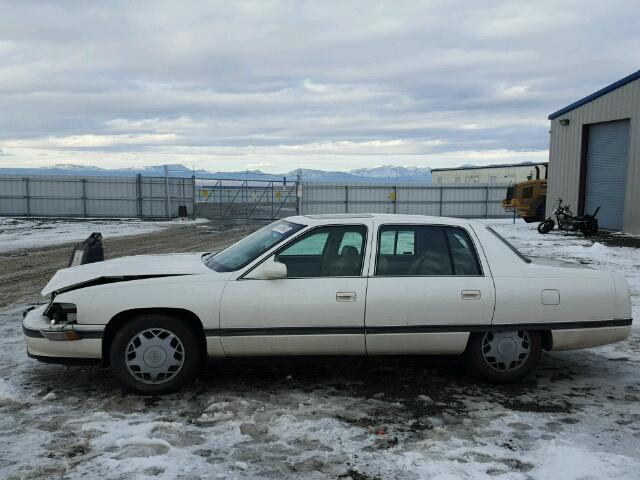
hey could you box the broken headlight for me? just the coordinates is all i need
[44,303,77,325]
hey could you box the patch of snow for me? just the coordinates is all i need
[42,391,56,401]
[0,378,21,407]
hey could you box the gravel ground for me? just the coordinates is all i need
[1,219,639,480]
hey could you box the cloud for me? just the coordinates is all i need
[2,133,179,150]
[0,0,639,171]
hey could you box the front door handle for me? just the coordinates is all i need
[336,291,357,302]
[461,290,481,300]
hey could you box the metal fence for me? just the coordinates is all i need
[299,182,510,218]
[0,174,511,220]
[195,178,298,221]
[0,174,195,218]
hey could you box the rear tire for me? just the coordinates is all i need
[581,217,598,236]
[537,219,554,234]
[109,314,201,394]
[466,330,541,383]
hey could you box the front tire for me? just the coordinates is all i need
[109,314,201,394]
[466,330,541,383]
[537,219,555,234]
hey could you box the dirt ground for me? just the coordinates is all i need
[0,223,256,308]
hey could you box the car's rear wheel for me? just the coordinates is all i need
[109,314,201,394]
[466,330,541,383]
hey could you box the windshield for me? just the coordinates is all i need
[205,220,304,272]
[485,226,531,263]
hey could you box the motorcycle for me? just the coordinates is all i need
[537,198,600,236]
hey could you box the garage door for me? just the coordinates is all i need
[585,119,630,231]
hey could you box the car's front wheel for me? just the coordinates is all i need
[466,330,541,383]
[109,314,201,394]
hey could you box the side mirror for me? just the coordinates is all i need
[260,257,287,279]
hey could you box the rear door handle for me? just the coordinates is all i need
[461,290,481,300]
[336,291,357,302]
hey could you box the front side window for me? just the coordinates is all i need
[376,225,482,276]
[275,225,367,277]
[205,220,304,272]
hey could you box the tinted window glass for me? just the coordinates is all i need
[275,225,367,277]
[379,230,396,254]
[339,231,364,254]
[376,225,482,276]
[206,220,304,272]
[446,228,482,275]
[279,232,328,256]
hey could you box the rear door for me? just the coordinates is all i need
[365,222,495,355]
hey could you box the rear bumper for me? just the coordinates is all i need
[551,323,632,351]
[23,305,103,360]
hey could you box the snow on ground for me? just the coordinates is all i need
[0,217,209,253]
[1,219,640,479]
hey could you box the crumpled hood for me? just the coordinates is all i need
[42,253,212,295]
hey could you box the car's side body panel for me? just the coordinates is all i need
[471,225,621,325]
[365,277,495,354]
[52,274,230,357]
[219,277,368,355]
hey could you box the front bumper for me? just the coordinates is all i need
[23,305,104,360]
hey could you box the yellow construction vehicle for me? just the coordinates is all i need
[502,164,548,223]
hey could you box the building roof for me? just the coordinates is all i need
[431,162,547,173]
[548,69,640,120]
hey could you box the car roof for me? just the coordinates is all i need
[285,213,480,228]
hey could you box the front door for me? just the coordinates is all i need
[365,223,495,355]
[219,224,370,355]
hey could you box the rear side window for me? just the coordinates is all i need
[376,225,482,276]
[379,230,415,255]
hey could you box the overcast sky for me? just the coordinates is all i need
[0,1,639,173]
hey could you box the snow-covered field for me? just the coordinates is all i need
[1,219,639,479]
[0,217,209,253]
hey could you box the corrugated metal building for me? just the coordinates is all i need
[431,163,547,185]
[547,69,640,233]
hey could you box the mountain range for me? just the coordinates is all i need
[0,164,433,183]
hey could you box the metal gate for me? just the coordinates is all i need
[585,119,630,230]
[195,177,299,222]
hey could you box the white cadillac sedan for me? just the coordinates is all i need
[23,214,632,394]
